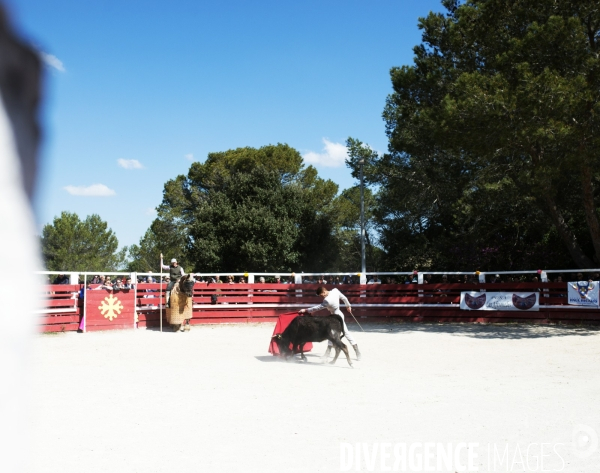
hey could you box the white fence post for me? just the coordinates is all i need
[131,272,138,328]
[247,273,254,305]
[359,273,367,299]
[82,274,87,333]
[541,271,549,298]
[295,273,303,298]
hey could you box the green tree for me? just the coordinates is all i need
[147,144,342,273]
[380,0,600,269]
[41,211,127,271]
[342,138,390,271]
[331,185,384,271]
[126,228,161,273]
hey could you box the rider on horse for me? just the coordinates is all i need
[160,254,196,332]
[160,253,185,307]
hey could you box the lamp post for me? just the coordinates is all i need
[359,158,366,282]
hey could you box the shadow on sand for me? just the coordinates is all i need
[254,354,354,369]
[345,321,600,340]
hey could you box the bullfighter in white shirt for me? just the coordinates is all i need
[299,286,362,361]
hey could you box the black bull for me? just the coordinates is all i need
[272,314,353,367]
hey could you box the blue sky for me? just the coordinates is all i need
[7,0,444,248]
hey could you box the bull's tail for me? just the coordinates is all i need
[332,314,345,339]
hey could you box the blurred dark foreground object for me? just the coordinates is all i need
[0,3,42,473]
[0,4,41,201]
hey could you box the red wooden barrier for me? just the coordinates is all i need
[38,282,600,332]
[137,282,600,328]
[135,283,166,329]
[37,285,80,332]
[85,289,136,332]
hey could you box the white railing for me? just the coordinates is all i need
[36,268,600,285]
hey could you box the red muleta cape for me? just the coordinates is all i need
[268,312,313,355]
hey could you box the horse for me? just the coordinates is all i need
[166,274,196,332]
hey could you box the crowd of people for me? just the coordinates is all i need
[52,270,600,308]
[51,271,600,288]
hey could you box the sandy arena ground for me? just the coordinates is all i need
[30,322,600,473]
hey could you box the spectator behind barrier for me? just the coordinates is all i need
[122,277,135,290]
[53,274,69,285]
[94,279,113,290]
[79,282,91,299]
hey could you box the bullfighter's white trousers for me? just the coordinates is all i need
[328,311,356,346]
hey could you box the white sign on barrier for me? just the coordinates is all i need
[567,281,599,307]
[460,292,539,311]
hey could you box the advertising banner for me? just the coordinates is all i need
[567,281,599,307]
[460,292,539,311]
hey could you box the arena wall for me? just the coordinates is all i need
[38,282,600,332]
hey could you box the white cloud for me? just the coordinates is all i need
[63,184,116,197]
[302,138,348,168]
[145,207,157,216]
[117,158,144,169]
[184,153,194,161]
[40,52,66,72]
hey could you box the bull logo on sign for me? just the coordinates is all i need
[464,293,486,310]
[511,293,537,310]
[570,281,595,300]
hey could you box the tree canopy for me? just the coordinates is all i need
[41,211,127,271]
[372,0,600,270]
[130,144,371,273]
